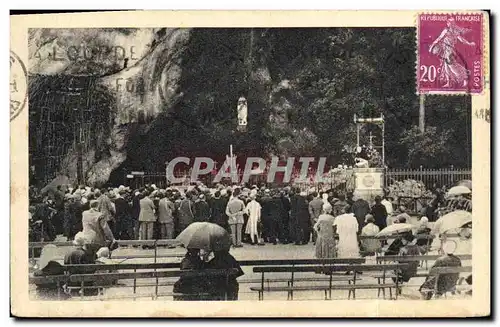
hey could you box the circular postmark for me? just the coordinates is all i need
[362,174,376,188]
[10,51,27,121]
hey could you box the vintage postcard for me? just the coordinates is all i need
[11,10,490,317]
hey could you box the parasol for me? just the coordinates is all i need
[175,222,231,251]
[376,223,415,237]
[434,210,472,235]
[446,185,471,197]
[457,180,472,190]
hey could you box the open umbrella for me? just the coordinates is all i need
[447,185,471,197]
[434,210,472,235]
[457,180,472,191]
[176,222,231,251]
[376,223,415,237]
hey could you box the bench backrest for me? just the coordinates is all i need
[254,263,408,274]
[429,266,472,274]
[29,239,180,249]
[69,268,240,282]
[240,258,366,266]
[63,258,367,272]
[30,274,68,284]
[377,254,472,263]
[31,268,240,284]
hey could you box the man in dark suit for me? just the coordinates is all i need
[194,194,210,222]
[177,191,195,233]
[115,190,133,240]
[258,189,274,243]
[296,192,311,244]
[371,195,388,230]
[351,196,371,233]
[209,191,228,230]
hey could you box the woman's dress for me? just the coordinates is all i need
[314,215,336,259]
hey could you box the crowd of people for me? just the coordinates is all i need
[29,180,472,301]
[28,181,462,250]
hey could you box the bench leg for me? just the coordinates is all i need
[388,287,392,300]
[324,290,328,300]
[348,280,351,300]
[377,278,381,298]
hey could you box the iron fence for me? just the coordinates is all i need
[384,167,471,189]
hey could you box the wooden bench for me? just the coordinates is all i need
[250,263,408,300]
[373,256,472,296]
[377,254,472,266]
[68,268,241,300]
[31,268,240,300]
[62,259,367,290]
[374,254,472,279]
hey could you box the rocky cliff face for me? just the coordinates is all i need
[29,28,193,186]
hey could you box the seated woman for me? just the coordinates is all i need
[173,248,208,301]
[205,249,245,301]
[64,231,97,271]
[415,217,432,254]
[420,240,462,300]
[385,231,414,256]
[395,235,421,291]
[64,231,99,296]
[360,214,381,256]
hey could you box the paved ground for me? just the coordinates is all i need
[30,236,472,301]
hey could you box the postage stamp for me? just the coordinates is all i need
[417,13,484,94]
[9,11,490,318]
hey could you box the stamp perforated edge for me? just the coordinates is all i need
[415,11,488,96]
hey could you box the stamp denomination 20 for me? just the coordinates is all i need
[10,51,27,121]
[417,13,483,94]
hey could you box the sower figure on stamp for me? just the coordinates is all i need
[429,17,476,88]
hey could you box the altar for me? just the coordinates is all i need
[353,168,384,202]
[351,114,385,202]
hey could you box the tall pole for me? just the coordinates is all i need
[419,94,425,133]
[230,144,235,181]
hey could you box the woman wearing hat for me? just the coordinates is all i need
[419,240,462,300]
[313,203,336,259]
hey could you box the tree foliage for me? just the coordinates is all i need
[147,28,471,170]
